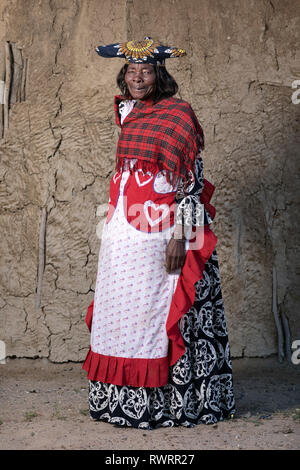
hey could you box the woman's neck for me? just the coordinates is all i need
[137,96,154,106]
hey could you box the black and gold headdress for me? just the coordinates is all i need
[95,37,186,65]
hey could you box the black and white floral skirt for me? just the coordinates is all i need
[88,249,235,429]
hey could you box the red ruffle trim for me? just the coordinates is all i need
[82,347,169,387]
[201,179,216,220]
[83,298,169,387]
[85,300,93,332]
[166,225,218,366]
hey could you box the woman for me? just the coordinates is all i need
[82,38,235,428]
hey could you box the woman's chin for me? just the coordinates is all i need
[132,93,148,100]
[129,89,154,101]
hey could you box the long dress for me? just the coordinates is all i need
[82,97,236,429]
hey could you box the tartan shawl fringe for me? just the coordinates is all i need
[116,157,187,187]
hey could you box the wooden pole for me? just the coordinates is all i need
[272,266,285,363]
[0,41,5,138]
[4,41,12,134]
[36,207,47,310]
[21,56,27,102]
[281,311,292,363]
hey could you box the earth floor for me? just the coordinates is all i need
[0,356,299,450]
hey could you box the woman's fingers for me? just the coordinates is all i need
[165,237,186,273]
[165,254,185,273]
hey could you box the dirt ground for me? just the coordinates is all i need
[0,356,299,451]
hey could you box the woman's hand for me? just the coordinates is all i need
[165,237,186,273]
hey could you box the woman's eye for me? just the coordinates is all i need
[126,69,153,76]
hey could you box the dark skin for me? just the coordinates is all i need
[124,62,156,101]
[124,63,186,273]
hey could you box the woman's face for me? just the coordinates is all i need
[124,63,156,101]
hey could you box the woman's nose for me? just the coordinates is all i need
[133,71,143,81]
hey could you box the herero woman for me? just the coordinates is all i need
[82,37,235,428]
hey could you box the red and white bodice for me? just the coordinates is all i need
[106,160,178,233]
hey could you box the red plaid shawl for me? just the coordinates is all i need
[114,96,205,186]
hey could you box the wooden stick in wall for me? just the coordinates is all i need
[21,56,27,102]
[14,46,22,103]
[4,41,11,133]
[0,42,5,138]
[281,311,292,363]
[36,207,47,310]
[272,266,285,363]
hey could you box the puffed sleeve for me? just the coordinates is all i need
[175,154,213,227]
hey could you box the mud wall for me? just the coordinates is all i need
[0,0,299,362]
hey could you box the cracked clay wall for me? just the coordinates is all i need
[0,0,299,363]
